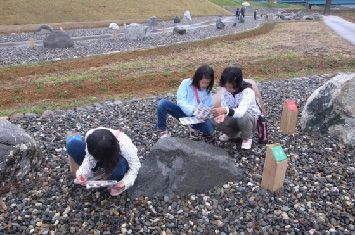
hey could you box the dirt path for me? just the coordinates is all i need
[1,21,354,115]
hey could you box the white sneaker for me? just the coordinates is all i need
[219,132,241,142]
[188,126,199,139]
[159,130,171,139]
[241,139,252,150]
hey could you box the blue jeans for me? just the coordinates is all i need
[66,139,129,181]
[157,99,215,134]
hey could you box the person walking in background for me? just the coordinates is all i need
[157,65,215,139]
[241,7,245,18]
[236,8,240,21]
[254,9,258,20]
[67,127,141,196]
[212,67,261,150]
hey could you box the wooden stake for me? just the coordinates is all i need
[124,23,127,29]
[66,133,82,176]
[29,38,35,48]
[261,144,288,191]
[112,31,117,40]
[280,100,298,134]
[162,28,166,34]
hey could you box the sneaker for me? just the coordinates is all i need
[241,139,252,150]
[159,130,171,139]
[219,132,241,142]
[188,126,199,139]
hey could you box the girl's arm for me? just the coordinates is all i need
[75,153,97,178]
[232,88,255,118]
[119,133,141,191]
[177,80,195,116]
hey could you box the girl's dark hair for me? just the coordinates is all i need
[219,66,243,90]
[86,129,121,176]
[191,65,214,94]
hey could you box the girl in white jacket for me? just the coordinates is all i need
[212,67,261,150]
[66,127,141,196]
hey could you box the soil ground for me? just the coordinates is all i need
[1,19,354,116]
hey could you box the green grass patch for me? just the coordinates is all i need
[14,89,22,94]
[73,82,83,88]
[35,73,97,84]
[119,60,147,70]
[170,79,178,83]
[181,72,187,77]
[148,76,155,81]
[163,72,171,77]
[113,80,121,85]
[58,92,66,97]
[100,86,107,91]
[136,81,143,86]
[13,96,21,101]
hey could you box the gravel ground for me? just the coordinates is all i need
[0,16,261,66]
[1,74,354,234]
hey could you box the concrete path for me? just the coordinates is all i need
[323,15,355,46]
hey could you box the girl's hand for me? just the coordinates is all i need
[110,181,125,195]
[211,107,227,116]
[74,174,88,186]
[215,115,225,124]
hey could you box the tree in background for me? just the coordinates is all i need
[324,0,331,15]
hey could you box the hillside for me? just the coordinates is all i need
[0,0,232,25]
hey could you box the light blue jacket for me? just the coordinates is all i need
[177,79,213,116]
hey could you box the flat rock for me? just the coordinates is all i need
[128,137,242,198]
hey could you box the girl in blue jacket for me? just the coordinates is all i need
[157,65,215,139]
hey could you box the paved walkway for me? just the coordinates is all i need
[323,15,355,46]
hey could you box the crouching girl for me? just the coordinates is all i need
[212,67,261,150]
[66,127,141,196]
[157,65,215,139]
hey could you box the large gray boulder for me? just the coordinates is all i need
[147,16,158,27]
[174,15,181,23]
[184,10,192,23]
[128,137,242,199]
[125,23,149,40]
[43,31,74,48]
[301,73,355,145]
[297,10,305,19]
[313,13,321,20]
[216,18,225,29]
[34,24,53,34]
[0,119,41,186]
[173,26,186,35]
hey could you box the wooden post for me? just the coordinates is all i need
[124,23,127,29]
[66,133,82,176]
[261,144,288,191]
[112,31,117,40]
[280,100,298,134]
[161,28,166,34]
[29,38,35,48]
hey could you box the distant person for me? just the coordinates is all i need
[67,127,141,196]
[157,65,215,139]
[211,67,261,150]
[241,7,245,18]
[254,9,258,20]
[236,8,240,21]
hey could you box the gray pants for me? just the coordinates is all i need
[213,112,257,139]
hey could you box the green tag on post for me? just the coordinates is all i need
[271,146,287,162]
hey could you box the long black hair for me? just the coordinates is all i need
[191,65,214,94]
[86,129,121,176]
[220,66,252,94]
